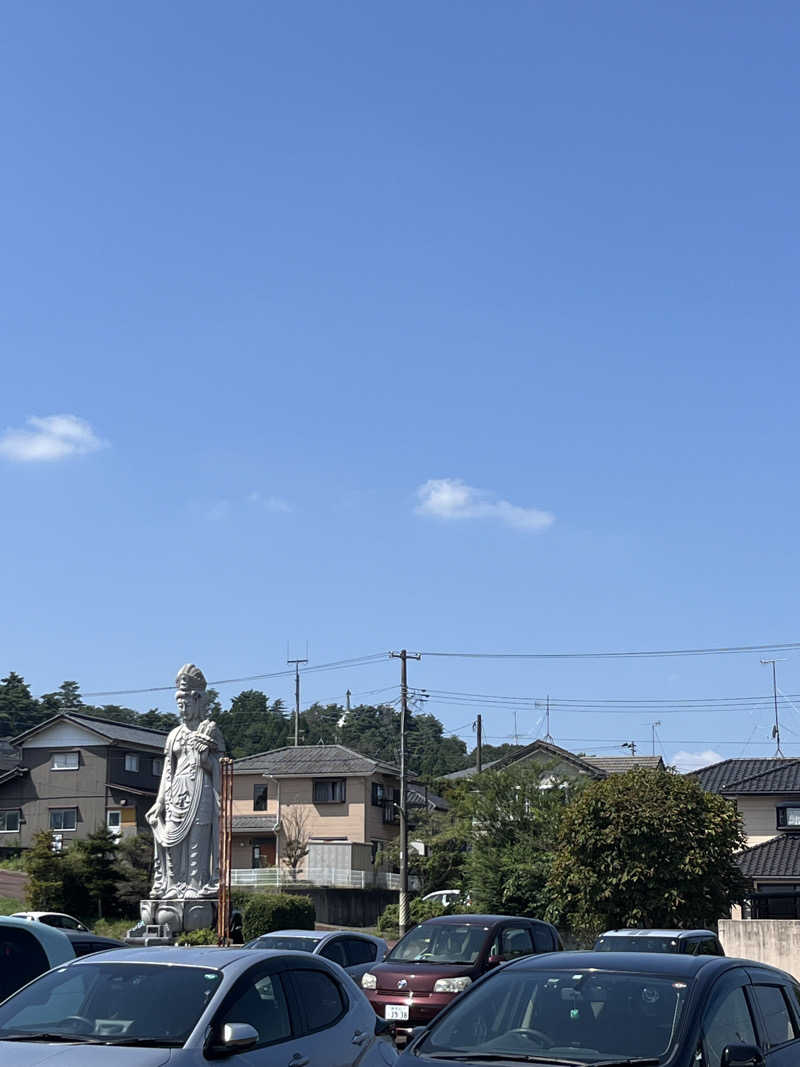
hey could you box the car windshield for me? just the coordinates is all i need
[595,936,679,953]
[247,935,321,951]
[417,968,691,1064]
[389,923,487,964]
[0,962,223,1046]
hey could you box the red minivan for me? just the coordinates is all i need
[361,913,562,1040]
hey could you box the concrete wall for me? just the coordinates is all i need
[719,920,800,978]
[279,884,398,927]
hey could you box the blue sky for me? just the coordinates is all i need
[2,3,800,770]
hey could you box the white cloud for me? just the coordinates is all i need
[415,477,554,532]
[248,491,292,513]
[671,749,724,773]
[0,414,107,462]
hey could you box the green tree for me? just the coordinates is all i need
[217,690,290,758]
[137,708,180,732]
[117,831,155,913]
[0,672,43,736]
[24,832,64,910]
[40,680,83,711]
[546,768,746,940]
[72,825,122,918]
[461,766,572,916]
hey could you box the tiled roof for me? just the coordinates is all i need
[407,784,449,811]
[0,766,27,787]
[0,740,21,771]
[692,758,800,795]
[232,814,279,832]
[738,833,800,880]
[13,712,168,750]
[232,744,401,777]
[583,756,665,774]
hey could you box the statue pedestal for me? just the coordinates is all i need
[140,896,218,936]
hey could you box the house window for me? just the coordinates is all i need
[124,753,140,773]
[371,782,386,806]
[776,806,800,829]
[0,810,20,832]
[152,757,163,776]
[382,788,401,824]
[51,752,79,771]
[106,810,122,837]
[313,779,346,804]
[50,808,77,831]
[253,785,269,811]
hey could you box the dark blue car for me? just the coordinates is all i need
[397,950,800,1067]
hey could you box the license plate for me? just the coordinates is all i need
[385,1004,409,1021]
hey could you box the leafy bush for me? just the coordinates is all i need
[176,928,217,946]
[377,896,447,936]
[242,893,315,941]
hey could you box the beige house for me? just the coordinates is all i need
[231,744,409,877]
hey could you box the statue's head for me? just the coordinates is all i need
[175,663,211,727]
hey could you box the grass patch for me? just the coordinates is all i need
[93,918,137,940]
[0,896,23,915]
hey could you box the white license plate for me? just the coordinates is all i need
[385,1004,409,1021]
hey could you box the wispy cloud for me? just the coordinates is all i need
[416,478,554,532]
[248,491,292,513]
[0,414,107,462]
[670,749,724,773]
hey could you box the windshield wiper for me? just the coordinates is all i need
[419,1054,586,1064]
[592,1060,660,1066]
[102,1036,183,1047]
[0,1032,106,1044]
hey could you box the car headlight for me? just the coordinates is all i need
[433,977,472,994]
[361,972,377,989]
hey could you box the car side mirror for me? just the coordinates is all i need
[487,954,502,967]
[208,1023,259,1057]
[721,1044,765,1067]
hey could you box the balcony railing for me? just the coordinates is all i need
[230,866,420,891]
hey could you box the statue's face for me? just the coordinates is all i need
[176,678,206,726]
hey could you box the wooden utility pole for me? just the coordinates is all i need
[216,757,234,945]
[475,714,483,773]
[390,649,421,937]
[288,655,308,746]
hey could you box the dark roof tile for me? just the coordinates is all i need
[692,758,800,795]
[232,744,401,777]
[738,834,800,880]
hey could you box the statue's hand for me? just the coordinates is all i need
[146,804,163,827]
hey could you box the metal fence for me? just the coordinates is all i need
[230,867,420,891]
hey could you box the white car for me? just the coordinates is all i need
[11,911,90,932]
[0,945,397,1065]
[422,889,461,908]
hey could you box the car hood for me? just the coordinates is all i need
[0,1043,173,1066]
[372,960,477,993]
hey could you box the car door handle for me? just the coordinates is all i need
[352,1030,368,1045]
[288,1057,310,1067]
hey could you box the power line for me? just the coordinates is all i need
[76,653,389,698]
[421,641,800,660]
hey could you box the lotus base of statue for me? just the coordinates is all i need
[140,896,218,936]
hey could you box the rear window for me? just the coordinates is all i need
[0,928,50,1001]
[248,936,320,952]
[594,935,679,953]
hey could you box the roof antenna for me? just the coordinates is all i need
[761,659,785,758]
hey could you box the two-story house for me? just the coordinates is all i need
[232,744,414,878]
[0,712,168,849]
[692,757,800,919]
[442,738,665,784]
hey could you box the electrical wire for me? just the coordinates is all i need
[420,641,800,660]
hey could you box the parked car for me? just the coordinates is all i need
[594,927,725,956]
[422,889,461,908]
[245,928,388,979]
[10,911,90,932]
[361,913,562,1040]
[0,946,397,1064]
[398,950,800,1067]
[0,916,75,1003]
[62,930,126,957]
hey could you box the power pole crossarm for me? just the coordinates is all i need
[390,649,421,938]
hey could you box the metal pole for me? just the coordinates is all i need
[390,649,421,938]
[287,656,308,746]
[476,714,482,774]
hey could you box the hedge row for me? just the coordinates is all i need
[241,892,315,942]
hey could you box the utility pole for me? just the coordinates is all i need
[513,709,518,746]
[650,721,661,756]
[544,695,552,742]
[287,654,309,746]
[346,689,351,712]
[761,659,784,757]
[390,649,421,937]
[622,740,637,757]
[474,714,483,774]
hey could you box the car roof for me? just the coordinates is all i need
[10,911,77,920]
[598,929,717,939]
[258,929,324,939]
[504,950,730,977]
[63,931,123,946]
[418,914,550,926]
[0,915,75,962]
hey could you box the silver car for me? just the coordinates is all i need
[0,946,397,1066]
[244,928,388,981]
